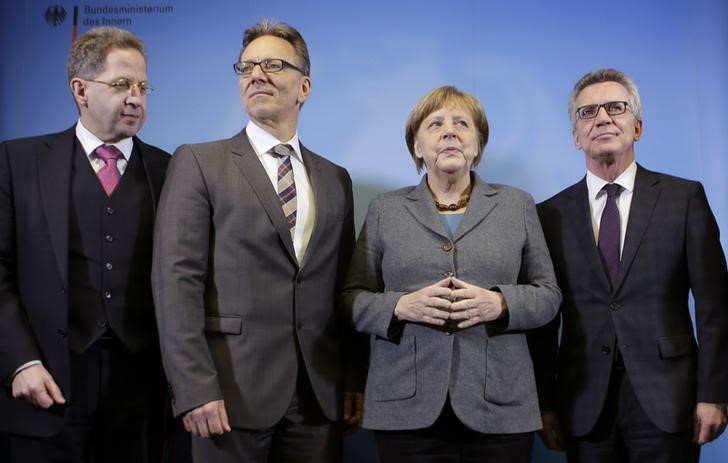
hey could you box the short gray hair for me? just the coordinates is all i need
[241,19,310,77]
[67,27,146,81]
[568,68,642,126]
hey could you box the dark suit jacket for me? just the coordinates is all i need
[152,129,360,429]
[0,126,170,436]
[342,174,561,433]
[531,164,728,436]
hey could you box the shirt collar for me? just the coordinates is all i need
[245,120,302,162]
[75,119,133,160]
[586,160,637,199]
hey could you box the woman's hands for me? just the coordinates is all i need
[448,277,508,328]
[393,276,507,328]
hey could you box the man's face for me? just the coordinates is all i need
[72,48,148,143]
[238,35,310,127]
[572,81,642,163]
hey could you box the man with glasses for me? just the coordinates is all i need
[530,68,728,462]
[152,19,363,462]
[0,27,169,462]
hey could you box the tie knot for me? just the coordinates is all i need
[95,144,123,163]
[603,183,621,199]
[272,143,294,158]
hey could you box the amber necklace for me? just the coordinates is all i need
[432,183,472,212]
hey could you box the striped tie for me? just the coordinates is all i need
[272,144,297,236]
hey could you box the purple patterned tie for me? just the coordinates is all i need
[271,144,297,236]
[598,183,622,287]
[95,145,123,196]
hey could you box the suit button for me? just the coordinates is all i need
[104,291,112,299]
[609,302,621,311]
[105,234,114,243]
[105,207,114,215]
[60,287,67,295]
[442,242,453,252]
[97,320,108,328]
[297,322,303,330]
[57,328,68,337]
[105,262,113,271]
[601,345,612,355]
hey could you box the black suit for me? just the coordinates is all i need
[531,164,728,460]
[0,126,170,461]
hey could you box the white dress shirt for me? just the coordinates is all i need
[75,119,133,174]
[586,161,637,257]
[245,120,315,264]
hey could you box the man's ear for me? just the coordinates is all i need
[70,78,87,108]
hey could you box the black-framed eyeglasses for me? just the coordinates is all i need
[86,78,153,95]
[576,101,630,120]
[233,58,305,76]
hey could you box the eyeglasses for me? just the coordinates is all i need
[575,101,630,120]
[233,58,305,76]
[86,78,154,95]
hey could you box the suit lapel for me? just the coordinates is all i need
[134,137,165,216]
[404,176,450,240]
[452,174,497,242]
[613,165,660,292]
[230,129,297,263]
[566,179,612,288]
[37,127,75,285]
[298,145,325,269]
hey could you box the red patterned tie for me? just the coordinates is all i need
[271,144,297,236]
[95,145,123,196]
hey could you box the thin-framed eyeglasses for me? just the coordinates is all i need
[576,101,630,120]
[233,58,305,76]
[85,78,153,95]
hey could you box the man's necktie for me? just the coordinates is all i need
[598,183,622,287]
[95,144,123,196]
[271,144,297,236]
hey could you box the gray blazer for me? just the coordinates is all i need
[342,173,561,433]
[152,129,359,429]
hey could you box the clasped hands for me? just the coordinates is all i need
[393,276,507,329]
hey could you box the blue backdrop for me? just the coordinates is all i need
[2,1,726,461]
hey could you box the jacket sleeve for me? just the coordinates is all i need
[686,182,728,403]
[152,144,221,416]
[494,192,562,332]
[341,196,406,340]
[0,141,43,384]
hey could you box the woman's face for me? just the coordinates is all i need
[414,104,480,178]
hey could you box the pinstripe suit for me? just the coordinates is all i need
[531,164,728,439]
[152,129,358,430]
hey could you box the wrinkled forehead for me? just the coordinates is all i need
[240,35,298,62]
[576,81,630,105]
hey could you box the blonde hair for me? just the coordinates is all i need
[405,86,489,173]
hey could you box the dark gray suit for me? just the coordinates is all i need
[343,173,561,433]
[531,164,728,437]
[152,128,358,430]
